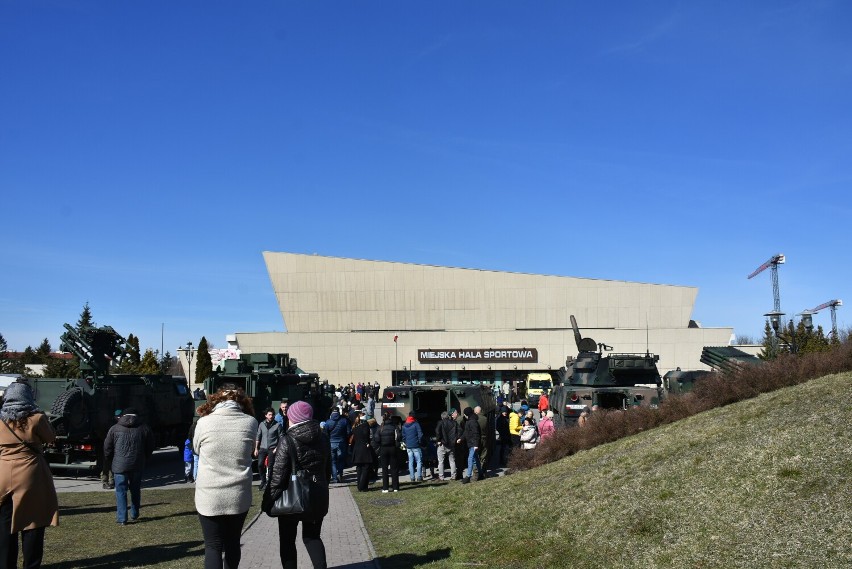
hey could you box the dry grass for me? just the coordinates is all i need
[510,339,852,472]
[353,372,852,568]
[42,488,261,569]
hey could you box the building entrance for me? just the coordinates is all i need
[391,369,555,404]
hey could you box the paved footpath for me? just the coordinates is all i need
[240,477,379,569]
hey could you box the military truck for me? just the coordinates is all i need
[32,324,195,472]
[201,353,332,423]
[550,316,664,427]
[380,383,497,471]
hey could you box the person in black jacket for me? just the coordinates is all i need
[461,407,481,484]
[268,400,330,569]
[103,407,154,525]
[350,412,375,491]
[495,406,511,468]
[434,410,459,481]
[372,413,400,492]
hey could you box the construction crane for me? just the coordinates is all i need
[748,254,785,313]
[808,299,843,338]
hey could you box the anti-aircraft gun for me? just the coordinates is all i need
[550,315,664,426]
[31,324,195,472]
[200,353,331,423]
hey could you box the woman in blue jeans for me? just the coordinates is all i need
[401,412,423,482]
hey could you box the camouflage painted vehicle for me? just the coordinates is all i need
[32,324,195,472]
[201,353,332,423]
[662,346,761,395]
[662,369,713,395]
[550,316,664,427]
[380,383,497,468]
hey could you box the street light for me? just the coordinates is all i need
[186,341,194,383]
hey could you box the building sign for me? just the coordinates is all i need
[418,348,538,364]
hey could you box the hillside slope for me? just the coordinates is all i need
[355,372,852,568]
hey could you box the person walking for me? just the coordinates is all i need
[269,400,330,569]
[350,413,374,492]
[373,413,400,493]
[194,385,258,569]
[401,412,424,483]
[323,407,351,484]
[434,410,458,481]
[103,407,154,526]
[254,408,281,491]
[461,407,482,484]
[0,381,59,569]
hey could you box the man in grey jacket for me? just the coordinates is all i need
[254,408,281,490]
[103,407,155,525]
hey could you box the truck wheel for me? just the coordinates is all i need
[50,388,89,436]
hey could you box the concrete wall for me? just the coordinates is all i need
[235,253,733,385]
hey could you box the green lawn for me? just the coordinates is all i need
[352,372,852,569]
[44,488,261,569]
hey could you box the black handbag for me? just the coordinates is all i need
[262,435,329,520]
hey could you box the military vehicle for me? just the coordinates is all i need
[380,383,497,470]
[662,346,762,395]
[550,316,664,426]
[201,353,332,423]
[662,369,713,395]
[31,324,195,472]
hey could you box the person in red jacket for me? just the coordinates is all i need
[537,391,549,416]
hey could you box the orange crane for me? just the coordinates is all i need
[748,254,785,313]
[808,299,843,338]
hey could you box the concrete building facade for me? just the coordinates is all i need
[233,252,733,387]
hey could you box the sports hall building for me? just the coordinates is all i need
[232,252,733,388]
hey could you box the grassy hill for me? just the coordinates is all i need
[353,372,852,569]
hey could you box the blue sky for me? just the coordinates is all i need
[2,1,850,354]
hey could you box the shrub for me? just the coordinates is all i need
[509,338,852,472]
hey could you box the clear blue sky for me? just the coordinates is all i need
[2,1,850,354]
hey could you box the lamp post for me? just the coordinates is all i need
[765,311,813,355]
[186,341,194,384]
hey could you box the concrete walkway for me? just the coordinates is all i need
[240,480,379,569]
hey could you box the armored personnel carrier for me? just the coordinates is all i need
[380,383,497,470]
[31,324,195,472]
[550,316,664,426]
[202,353,331,423]
[380,383,496,432]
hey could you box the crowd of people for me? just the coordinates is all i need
[0,376,591,569]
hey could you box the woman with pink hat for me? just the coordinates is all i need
[268,400,331,568]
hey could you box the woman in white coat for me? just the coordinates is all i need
[193,385,258,569]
